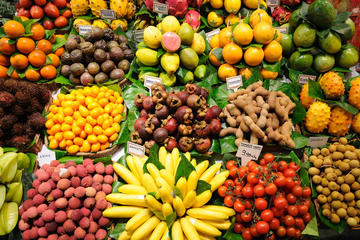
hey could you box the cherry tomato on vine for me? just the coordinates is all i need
[298,204,309,215]
[218,185,227,197]
[285,177,295,189]
[224,195,234,207]
[269,218,280,230]
[265,183,277,195]
[287,205,299,217]
[243,199,252,209]
[286,193,297,204]
[242,185,254,198]
[272,206,285,217]
[241,210,253,222]
[226,160,237,170]
[284,215,295,226]
[278,161,288,171]
[238,167,247,178]
[256,221,270,235]
[247,172,259,185]
[277,226,287,237]
[284,168,296,178]
[295,217,305,230]
[288,162,300,171]
[255,198,268,210]
[250,225,260,237]
[260,209,274,222]
[295,228,302,238]
[224,179,235,188]
[286,226,296,237]
[292,185,303,197]
[274,175,286,187]
[234,200,245,213]
[303,212,312,223]
[234,223,244,233]
[259,158,266,166]
[264,153,274,163]
[302,187,312,198]
[229,167,238,178]
[233,185,242,196]
[254,184,265,197]
[242,228,252,240]
[274,197,287,209]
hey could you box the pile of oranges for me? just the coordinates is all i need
[45,86,125,154]
[208,9,283,81]
[0,18,65,82]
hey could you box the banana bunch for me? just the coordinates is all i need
[103,147,233,240]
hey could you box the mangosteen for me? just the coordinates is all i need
[130,131,143,145]
[101,60,116,73]
[152,90,168,104]
[123,49,134,60]
[155,104,169,119]
[195,138,211,153]
[178,124,192,136]
[70,63,85,77]
[134,93,145,109]
[176,90,189,104]
[138,125,152,140]
[70,49,83,63]
[107,40,119,50]
[142,96,154,111]
[60,65,71,77]
[103,28,114,41]
[144,140,155,154]
[187,94,207,110]
[140,109,148,119]
[80,72,94,86]
[94,40,107,51]
[80,42,95,56]
[65,38,79,52]
[94,72,108,83]
[175,106,193,124]
[153,128,168,143]
[94,49,107,63]
[166,94,182,109]
[186,84,201,95]
[162,117,177,135]
[68,34,82,43]
[109,47,124,62]
[61,52,71,65]
[87,62,100,75]
[194,121,211,138]
[119,42,129,50]
[134,118,147,131]
[118,59,130,72]
[117,35,127,44]
[179,137,194,152]
[210,106,222,118]
[151,83,166,93]
[200,87,209,100]
[109,68,124,81]
[209,118,221,136]
[164,137,178,152]
[91,27,104,41]
[69,74,80,84]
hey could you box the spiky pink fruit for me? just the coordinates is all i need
[166,0,188,17]
[272,6,292,24]
[185,10,201,31]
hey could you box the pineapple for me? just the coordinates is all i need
[319,71,345,99]
[89,0,108,18]
[111,19,128,31]
[352,113,360,134]
[110,0,128,18]
[349,77,360,110]
[328,107,353,137]
[70,0,89,17]
[300,83,314,109]
[305,102,331,133]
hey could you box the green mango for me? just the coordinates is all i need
[160,72,176,87]
[179,71,194,84]
[0,202,18,234]
[0,153,17,183]
[194,65,207,79]
[17,153,30,171]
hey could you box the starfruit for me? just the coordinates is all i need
[0,152,18,183]
[6,182,23,205]
[12,170,22,183]
[0,202,18,235]
[0,186,5,210]
[17,153,30,171]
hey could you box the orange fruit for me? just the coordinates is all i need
[222,42,243,64]
[0,53,10,66]
[25,69,41,82]
[0,65,8,78]
[10,54,28,69]
[0,38,16,55]
[249,9,272,28]
[30,23,45,41]
[225,14,240,26]
[37,39,52,54]
[28,50,46,67]
[16,37,35,54]
[244,47,264,66]
[219,27,232,48]
[239,67,252,80]
[40,65,57,80]
[264,40,282,63]
[260,68,278,79]
[209,48,221,66]
[273,28,281,42]
[218,63,237,81]
[10,69,20,79]
[253,22,274,44]
[19,16,29,21]
[233,23,253,46]
[4,20,25,38]
[47,53,60,67]
[209,34,220,49]
[54,47,65,57]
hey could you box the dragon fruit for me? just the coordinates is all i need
[185,10,201,31]
[188,0,202,8]
[272,6,292,24]
[281,0,300,6]
[167,0,188,17]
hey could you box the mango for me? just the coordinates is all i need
[136,48,159,66]
[144,26,162,49]
[190,33,205,55]
[161,53,180,74]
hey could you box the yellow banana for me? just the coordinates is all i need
[195,161,209,178]
[180,217,200,240]
[165,153,173,175]
[192,190,212,208]
[187,171,198,193]
[131,216,160,240]
[106,193,147,207]
[183,190,196,209]
[126,156,142,184]
[191,159,197,167]
[199,234,216,240]
[149,221,167,240]
[126,209,153,231]
[209,171,229,192]
[199,163,222,183]
[202,220,231,230]
[147,163,161,181]
[113,163,141,186]
[173,196,186,217]
[133,157,144,176]
[171,148,180,171]
[156,177,173,203]
[186,217,221,237]
[186,208,229,221]
[184,152,191,161]
[160,228,170,240]
[172,220,184,240]
[162,202,173,218]
[142,173,159,193]
[118,230,131,240]
[145,194,163,211]
[103,206,144,218]
[176,177,187,198]
[159,146,168,165]
[202,205,236,217]
[118,184,147,195]
[160,169,174,187]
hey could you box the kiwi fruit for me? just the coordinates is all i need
[70,63,85,77]
[94,49,107,63]
[61,65,71,77]
[109,47,124,62]
[101,60,116,73]
[70,49,83,63]
[109,68,124,81]
[94,72,108,83]
[87,62,100,75]
[80,72,94,86]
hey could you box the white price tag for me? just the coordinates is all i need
[37,145,56,167]
[274,27,288,34]
[127,142,145,158]
[153,2,168,14]
[226,75,242,91]
[133,29,144,42]
[298,74,317,84]
[307,136,329,148]
[78,25,92,35]
[236,142,263,166]
[144,76,162,95]
[100,9,116,20]
[266,0,280,7]
[215,160,223,174]
[206,29,220,42]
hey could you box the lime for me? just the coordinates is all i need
[293,23,316,48]
[313,54,335,73]
[289,51,313,71]
[318,31,342,54]
[336,45,359,69]
[279,33,295,57]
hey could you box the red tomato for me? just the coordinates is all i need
[44,3,60,18]
[224,195,234,207]
[62,9,72,18]
[249,164,260,174]
[288,162,300,171]
[295,228,302,238]
[254,184,265,197]
[292,185,303,197]
[256,221,269,235]
[30,5,44,19]
[243,199,252,209]
[234,178,243,186]
[298,204,309,215]
[274,175,286,187]
[255,198,268,210]
[242,185,254,198]
[234,223,244,233]
[283,215,295,226]
[247,161,256,168]
[271,162,279,171]
[286,193,297,204]
[241,210,253,222]
[233,185,242,196]
[247,172,259,185]
[278,161,288,171]
[303,199,311,208]
[217,185,227,197]
[250,225,260,237]
[229,167,238,178]
[19,0,32,9]
[303,212,312,223]
[269,218,280,230]
[276,226,287,237]
[52,0,67,9]
[295,217,305,230]
[302,187,312,198]
[226,160,237,170]
[238,167,247,178]
[17,8,31,18]
[43,20,54,30]
[264,153,274,163]
[234,200,245,213]
[224,179,235,188]
[284,168,296,178]
[266,234,276,240]
[260,209,274,222]
[274,197,287,209]
[265,183,277,195]
[235,213,242,223]
[242,228,252,240]
[34,0,47,6]
[259,158,266,166]
[287,205,299,217]
[286,226,296,237]
[285,177,295,189]
[272,207,285,218]
[54,16,68,28]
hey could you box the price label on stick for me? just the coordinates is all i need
[37,145,56,167]
[298,74,317,84]
[78,25,92,35]
[100,9,116,20]
[266,0,280,7]
[127,142,145,158]
[226,75,242,91]
[307,136,329,148]
[144,76,162,95]
[274,27,288,34]
[206,29,220,42]
[153,2,168,15]
[133,29,144,42]
[236,142,263,166]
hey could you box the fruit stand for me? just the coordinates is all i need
[0,0,359,239]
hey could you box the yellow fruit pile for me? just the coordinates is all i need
[104,147,234,240]
[46,86,124,154]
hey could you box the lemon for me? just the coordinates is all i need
[161,16,180,33]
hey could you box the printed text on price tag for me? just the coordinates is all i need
[100,9,116,20]
[236,142,263,166]
[206,29,220,42]
[307,136,329,148]
[78,25,92,35]
[298,74,317,84]
[266,0,280,7]
[133,29,144,42]
[226,75,242,91]
[153,2,168,14]
[144,76,162,89]
[37,145,56,167]
[127,142,145,158]
[274,27,288,34]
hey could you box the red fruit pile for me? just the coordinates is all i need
[19,159,114,240]
[16,0,72,30]
[218,153,312,240]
